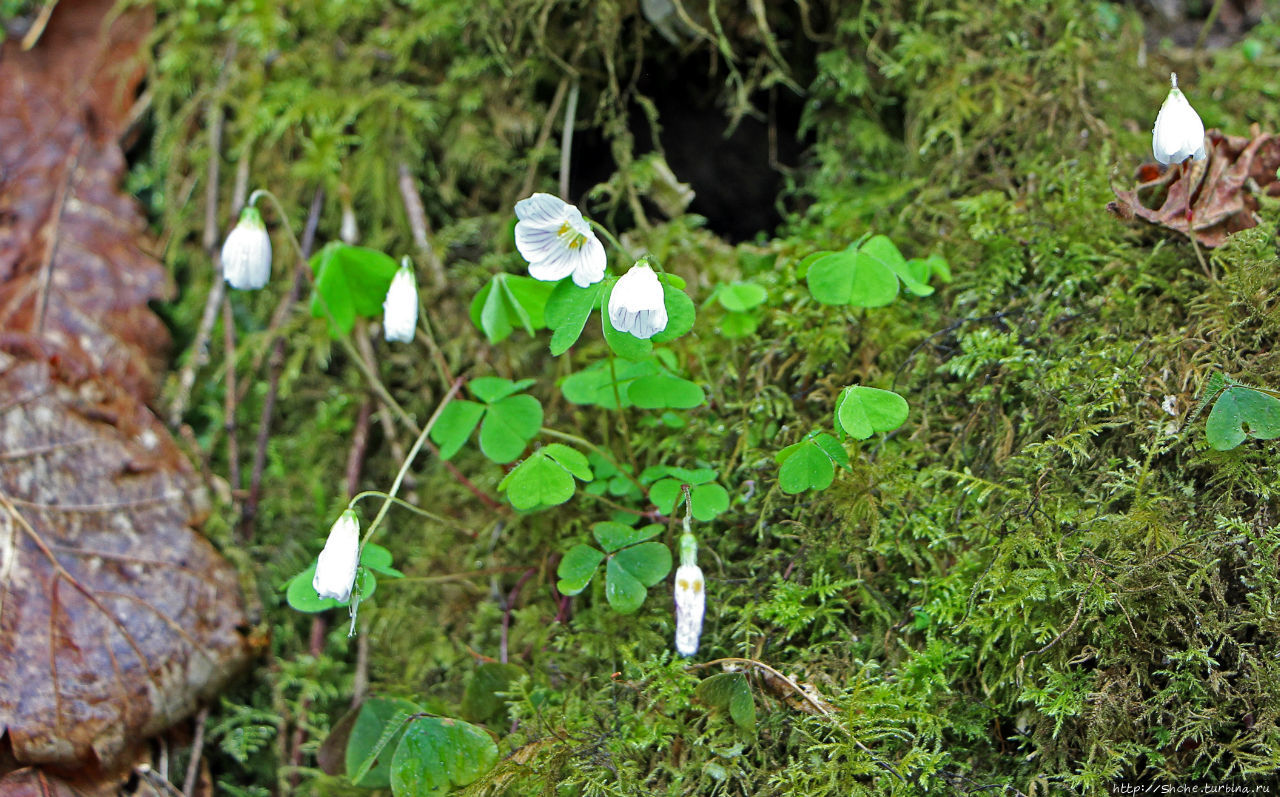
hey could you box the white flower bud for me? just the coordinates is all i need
[220,205,273,290]
[382,261,419,343]
[1152,73,1206,166]
[608,263,668,339]
[313,509,360,602]
[674,563,705,657]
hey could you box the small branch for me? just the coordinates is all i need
[519,76,570,199]
[181,706,210,797]
[500,568,537,664]
[222,298,241,494]
[397,162,446,288]
[559,78,580,200]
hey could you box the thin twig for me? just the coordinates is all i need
[500,568,537,664]
[169,43,238,427]
[559,78,580,200]
[397,162,446,287]
[221,297,241,494]
[181,706,210,797]
[519,76,570,199]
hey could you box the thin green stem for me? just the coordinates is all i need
[249,189,305,264]
[347,490,470,532]
[590,219,634,262]
[360,378,463,546]
[415,304,455,386]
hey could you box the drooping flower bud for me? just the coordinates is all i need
[1152,73,1206,166]
[382,259,419,343]
[220,205,273,290]
[313,509,360,602]
[608,263,668,339]
[673,532,704,657]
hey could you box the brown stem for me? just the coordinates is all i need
[181,706,210,797]
[500,568,537,664]
[222,297,241,494]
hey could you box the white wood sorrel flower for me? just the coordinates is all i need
[220,205,272,290]
[514,193,606,287]
[674,563,705,657]
[382,260,419,343]
[608,263,668,339]
[1152,73,1206,166]
[313,509,360,602]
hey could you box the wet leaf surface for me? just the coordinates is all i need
[0,0,252,778]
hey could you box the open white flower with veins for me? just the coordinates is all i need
[514,193,607,288]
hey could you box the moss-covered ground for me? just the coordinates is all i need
[142,1,1280,794]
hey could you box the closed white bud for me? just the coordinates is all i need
[674,563,705,657]
[1152,73,1206,166]
[220,205,272,290]
[383,261,419,343]
[313,509,360,602]
[608,263,668,339]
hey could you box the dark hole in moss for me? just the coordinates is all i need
[570,49,808,243]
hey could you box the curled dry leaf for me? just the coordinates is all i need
[0,0,253,778]
[1108,128,1280,248]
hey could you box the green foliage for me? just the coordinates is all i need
[835,386,910,440]
[805,235,942,307]
[1196,372,1280,450]
[430,377,543,463]
[645,466,731,521]
[470,273,554,343]
[390,716,498,796]
[346,697,419,788]
[284,543,401,613]
[774,432,850,494]
[309,242,400,336]
[555,522,672,613]
[498,443,592,510]
[697,673,757,733]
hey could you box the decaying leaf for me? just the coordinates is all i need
[1108,127,1280,247]
[0,0,253,779]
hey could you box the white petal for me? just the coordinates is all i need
[221,224,272,290]
[313,510,360,602]
[383,266,419,343]
[674,564,705,657]
[515,193,571,225]
[515,223,563,262]
[569,236,607,287]
[528,247,579,282]
[607,264,667,337]
[1152,86,1205,166]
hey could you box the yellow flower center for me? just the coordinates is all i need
[557,221,585,250]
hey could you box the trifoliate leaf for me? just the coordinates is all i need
[429,400,485,460]
[546,278,604,355]
[478,393,542,464]
[613,542,672,588]
[469,376,536,404]
[605,557,647,614]
[629,373,705,409]
[345,697,421,788]
[592,521,662,553]
[309,242,400,337]
[835,386,909,439]
[716,281,767,312]
[389,717,498,796]
[556,544,605,595]
[697,673,756,733]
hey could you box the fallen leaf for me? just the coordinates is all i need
[0,0,253,780]
[1108,127,1280,247]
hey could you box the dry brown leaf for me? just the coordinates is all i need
[1108,127,1280,247]
[0,0,253,779]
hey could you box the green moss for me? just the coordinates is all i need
[143,0,1280,794]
